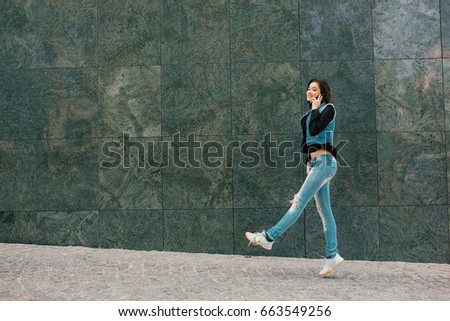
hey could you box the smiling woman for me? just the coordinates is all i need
[246,78,343,277]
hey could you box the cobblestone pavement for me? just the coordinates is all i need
[0,243,449,301]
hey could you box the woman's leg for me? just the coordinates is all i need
[314,182,337,259]
[266,157,336,241]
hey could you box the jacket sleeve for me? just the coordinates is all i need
[300,115,309,165]
[308,105,335,136]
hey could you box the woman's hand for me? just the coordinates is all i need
[306,162,311,175]
[311,94,322,110]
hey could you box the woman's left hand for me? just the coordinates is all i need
[311,95,322,109]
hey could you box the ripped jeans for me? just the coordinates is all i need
[266,153,338,258]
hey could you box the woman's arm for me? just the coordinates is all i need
[308,105,335,136]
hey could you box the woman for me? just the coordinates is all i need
[245,78,343,277]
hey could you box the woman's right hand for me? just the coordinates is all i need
[311,94,322,109]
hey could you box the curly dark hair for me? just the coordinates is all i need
[307,78,331,104]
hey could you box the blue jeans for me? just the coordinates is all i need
[266,154,338,258]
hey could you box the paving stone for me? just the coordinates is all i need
[0,243,448,301]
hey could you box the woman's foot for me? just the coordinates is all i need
[319,253,344,277]
[245,231,274,250]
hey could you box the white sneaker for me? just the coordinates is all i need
[319,253,344,277]
[245,231,274,250]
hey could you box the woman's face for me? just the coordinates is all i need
[306,82,321,103]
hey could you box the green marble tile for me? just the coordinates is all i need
[99,165,162,210]
[378,132,447,206]
[162,64,231,136]
[235,208,304,258]
[1,0,97,69]
[98,66,161,139]
[379,206,448,263]
[444,60,450,131]
[231,62,302,135]
[36,139,99,211]
[37,0,95,3]
[373,0,441,59]
[164,209,233,254]
[443,0,450,57]
[39,68,98,139]
[98,0,160,66]
[335,207,379,261]
[0,0,40,69]
[38,0,97,68]
[0,211,99,247]
[162,135,233,209]
[375,59,444,132]
[0,141,36,211]
[332,133,378,207]
[305,207,379,261]
[0,68,97,140]
[161,0,229,64]
[232,134,304,209]
[300,0,373,60]
[230,0,299,62]
[0,212,15,242]
[0,70,46,139]
[98,137,163,210]
[301,60,376,133]
[97,210,163,251]
[447,132,450,205]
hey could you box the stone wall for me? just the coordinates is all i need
[1,0,449,263]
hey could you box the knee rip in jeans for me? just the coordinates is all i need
[290,196,300,209]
